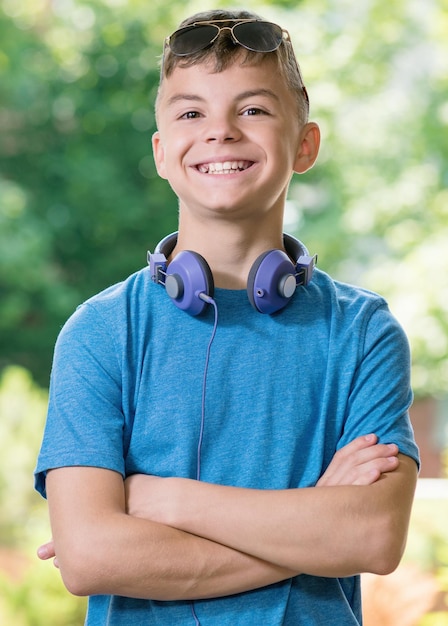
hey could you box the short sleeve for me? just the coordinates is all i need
[338,303,420,467]
[34,302,126,498]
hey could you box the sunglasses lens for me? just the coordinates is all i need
[233,21,283,52]
[170,24,219,55]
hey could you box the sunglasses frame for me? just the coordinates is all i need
[166,19,290,57]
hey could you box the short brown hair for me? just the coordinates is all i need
[159,9,309,124]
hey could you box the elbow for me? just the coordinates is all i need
[62,575,91,598]
[365,515,408,576]
[56,542,108,597]
[59,559,99,597]
[368,551,403,577]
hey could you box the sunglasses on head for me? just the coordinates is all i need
[166,19,289,56]
[164,19,309,109]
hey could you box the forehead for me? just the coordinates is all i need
[157,55,294,109]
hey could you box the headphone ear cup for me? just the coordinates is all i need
[165,251,214,316]
[247,250,297,314]
[247,251,270,312]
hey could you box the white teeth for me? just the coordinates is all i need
[197,161,251,174]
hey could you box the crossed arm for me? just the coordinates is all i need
[39,434,417,601]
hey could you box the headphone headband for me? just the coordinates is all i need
[154,232,178,257]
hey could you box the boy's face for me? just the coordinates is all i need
[153,55,310,222]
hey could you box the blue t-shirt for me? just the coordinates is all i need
[35,266,419,625]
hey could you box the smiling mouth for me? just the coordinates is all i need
[196,160,254,175]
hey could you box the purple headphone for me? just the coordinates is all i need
[148,232,316,316]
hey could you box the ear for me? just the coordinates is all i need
[152,131,168,180]
[293,122,321,174]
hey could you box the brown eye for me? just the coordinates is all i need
[243,107,266,116]
[182,111,201,119]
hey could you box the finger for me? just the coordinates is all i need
[354,443,399,466]
[336,434,379,459]
[317,445,399,487]
[318,435,377,478]
[352,455,400,486]
[37,542,55,561]
[319,435,380,484]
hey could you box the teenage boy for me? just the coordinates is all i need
[35,9,419,625]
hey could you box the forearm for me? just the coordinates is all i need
[163,482,383,576]
[47,468,297,601]
[142,455,417,577]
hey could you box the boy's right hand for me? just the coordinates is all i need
[316,434,399,487]
[37,539,58,567]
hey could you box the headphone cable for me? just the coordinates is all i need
[196,294,218,481]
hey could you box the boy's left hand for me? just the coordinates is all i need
[316,433,399,487]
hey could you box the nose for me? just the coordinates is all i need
[203,114,241,143]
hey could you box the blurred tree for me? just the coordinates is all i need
[0,366,87,624]
[0,0,180,384]
[0,366,46,546]
[267,0,448,397]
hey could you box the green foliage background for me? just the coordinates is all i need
[0,0,180,384]
[0,0,447,623]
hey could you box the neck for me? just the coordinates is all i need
[173,215,285,289]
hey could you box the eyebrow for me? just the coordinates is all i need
[166,88,280,108]
[166,94,204,107]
